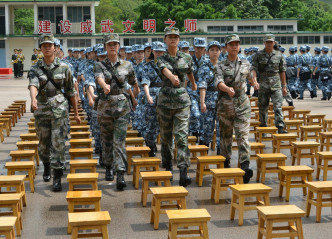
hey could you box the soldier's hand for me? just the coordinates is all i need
[31,99,38,111]
[147,96,154,105]
[282,87,287,96]
[313,72,315,76]
[191,82,197,91]
[227,87,235,97]
[201,103,206,113]
[171,75,180,86]
[89,99,94,107]
[133,87,140,97]
[103,84,111,95]
[254,82,260,91]
[93,94,97,101]
[74,115,81,125]
[132,98,138,111]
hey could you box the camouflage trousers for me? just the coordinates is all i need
[217,97,251,164]
[85,102,92,124]
[35,116,67,169]
[188,92,201,135]
[98,113,130,171]
[288,78,297,92]
[320,79,331,96]
[200,108,216,144]
[144,103,160,147]
[283,84,293,105]
[133,92,144,135]
[157,106,190,168]
[298,79,310,96]
[258,88,285,128]
[309,78,319,94]
[91,109,101,151]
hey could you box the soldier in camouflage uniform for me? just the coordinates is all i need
[31,48,39,66]
[251,34,288,134]
[94,33,139,190]
[215,34,256,183]
[310,47,321,98]
[296,46,312,99]
[156,27,197,187]
[286,47,299,99]
[28,34,81,192]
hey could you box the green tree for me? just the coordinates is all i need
[222,4,239,19]
[14,8,34,34]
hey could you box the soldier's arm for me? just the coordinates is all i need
[162,68,179,86]
[29,86,38,111]
[186,56,196,90]
[187,73,197,91]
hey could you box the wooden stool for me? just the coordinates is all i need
[0,194,22,236]
[230,183,272,226]
[166,209,211,239]
[256,127,278,142]
[292,109,311,121]
[323,119,332,132]
[305,181,332,222]
[69,115,85,121]
[250,97,258,107]
[141,171,172,207]
[188,145,208,164]
[256,153,287,183]
[70,120,88,126]
[13,100,26,113]
[70,125,90,132]
[69,139,93,148]
[285,120,303,137]
[20,133,38,141]
[0,217,17,239]
[210,168,244,204]
[278,165,313,202]
[66,190,102,233]
[126,137,145,147]
[257,205,305,239]
[6,162,35,193]
[70,132,90,139]
[300,125,323,142]
[69,148,94,160]
[127,130,139,138]
[174,136,198,160]
[12,103,25,115]
[70,160,98,173]
[16,141,39,166]
[10,150,35,164]
[291,141,320,165]
[250,120,260,140]
[150,186,188,230]
[0,175,27,208]
[126,146,150,175]
[9,105,23,117]
[319,132,332,151]
[316,152,332,180]
[272,133,297,153]
[68,211,111,239]
[30,117,35,122]
[1,112,16,126]
[250,142,265,161]
[28,127,36,134]
[306,114,325,126]
[67,173,99,191]
[196,155,225,186]
[132,158,161,189]
[5,107,21,119]
[282,106,295,120]
[0,117,12,135]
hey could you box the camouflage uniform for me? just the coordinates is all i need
[285,50,298,96]
[297,51,312,98]
[28,57,76,169]
[251,45,287,128]
[310,49,321,96]
[94,57,137,171]
[316,50,332,99]
[156,50,193,169]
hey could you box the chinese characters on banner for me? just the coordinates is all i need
[37,19,197,34]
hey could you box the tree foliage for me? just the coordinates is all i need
[14,8,34,34]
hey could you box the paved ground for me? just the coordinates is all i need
[1,73,332,238]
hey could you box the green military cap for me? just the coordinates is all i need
[39,34,55,45]
[103,33,120,44]
[225,34,240,44]
[264,34,275,42]
[164,27,180,36]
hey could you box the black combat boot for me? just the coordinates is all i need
[216,147,221,155]
[290,90,298,99]
[116,171,127,190]
[99,152,104,167]
[105,166,114,181]
[94,148,100,154]
[288,101,294,106]
[328,93,332,100]
[43,163,51,182]
[148,144,156,157]
[278,127,288,134]
[52,169,63,192]
[321,93,327,100]
[240,161,253,184]
[224,159,231,168]
[310,91,314,99]
[179,167,191,187]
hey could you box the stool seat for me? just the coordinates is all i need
[19,133,38,141]
[256,127,278,142]
[0,194,22,236]
[0,216,17,238]
[256,153,287,183]
[70,120,88,126]
[230,183,272,193]
[250,142,265,162]
[258,204,305,219]
[319,132,332,151]
[196,155,225,186]
[126,146,151,175]
[70,132,90,139]
[132,157,161,189]
[69,139,93,148]
[69,148,94,160]
[69,160,98,173]
[70,125,90,132]
[291,141,320,165]
[66,190,102,202]
[188,145,209,163]
[300,125,323,142]
[126,130,139,137]
[316,152,332,180]
[166,208,211,222]
[67,173,99,191]
[126,137,145,146]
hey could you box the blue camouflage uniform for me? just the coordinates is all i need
[316,47,332,100]
[297,46,312,98]
[310,47,321,97]
[285,47,298,98]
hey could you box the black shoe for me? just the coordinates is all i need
[240,162,253,184]
[179,167,191,187]
[116,171,127,190]
[216,147,221,155]
[297,97,303,100]
[328,93,332,100]
[52,169,63,192]
[148,145,156,157]
[192,132,199,142]
[43,163,51,182]
[313,92,317,98]
[99,152,104,167]
[278,127,288,134]
[94,148,100,154]
[224,159,231,168]
[288,101,294,106]
[310,91,314,99]
[105,166,114,181]
[290,91,298,99]
[321,97,327,101]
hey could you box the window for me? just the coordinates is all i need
[181,38,194,45]
[267,25,293,32]
[67,39,91,48]
[38,7,62,22]
[68,7,90,23]
[0,40,5,48]
[207,26,233,32]
[123,38,148,46]
[96,39,103,44]
[207,37,225,44]
[0,7,5,16]
[275,36,293,45]
[324,36,332,44]
[151,38,163,43]
[241,37,264,45]
[238,25,264,32]
[297,36,320,44]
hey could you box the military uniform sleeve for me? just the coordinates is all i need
[279,55,287,72]
[156,56,168,71]
[141,65,151,87]
[28,67,40,90]
[186,55,194,75]
[250,53,259,72]
[63,65,76,98]
[214,63,225,90]
[127,62,137,86]
[94,62,104,81]
[197,64,207,89]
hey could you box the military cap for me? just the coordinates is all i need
[253,47,259,52]
[86,47,93,53]
[132,44,140,52]
[244,48,249,53]
[97,46,107,56]
[136,45,145,52]
[103,33,120,44]
[225,34,240,45]
[125,46,132,53]
[164,26,180,36]
[263,34,275,42]
[300,46,307,52]
[80,48,85,52]
[54,38,60,46]
[322,46,330,52]
[152,41,166,52]
[289,47,295,52]
[314,47,321,52]
[73,48,80,53]
[93,44,99,52]
[294,46,298,51]
[279,47,286,52]
[220,43,225,48]
[189,46,194,52]
[193,37,206,48]
[144,42,152,49]
[39,34,54,46]
[120,46,126,50]
[306,45,311,50]
[207,41,221,50]
[179,41,190,49]
[68,48,73,52]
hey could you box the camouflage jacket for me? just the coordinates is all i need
[156,50,194,109]
[251,49,286,90]
[188,55,207,95]
[316,54,331,72]
[94,57,137,118]
[142,60,163,98]
[297,53,312,73]
[28,57,76,119]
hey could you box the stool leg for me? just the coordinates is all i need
[238,195,245,226]
[211,176,216,201]
[323,159,328,181]
[310,148,315,165]
[301,176,307,196]
[297,149,301,165]
[4,231,11,239]
[170,223,178,239]
[202,222,209,239]
[266,220,273,238]
[306,190,313,217]
[101,225,109,239]
[296,218,304,239]
[142,180,148,206]
[257,216,264,239]
[230,194,237,221]
[316,192,323,223]
[29,168,35,193]
[71,226,78,239]
[286,176,291,202]
[261,162,266,183]
[215,177,221,204]
[316,157,322,180]
[256,160,261,182]
[154,199,161,230]
[288,221,295,239]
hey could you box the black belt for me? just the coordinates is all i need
[206,86,216,91]
[100,89,125,99]
[150,82,163,88]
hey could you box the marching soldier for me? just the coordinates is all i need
[31,48,39,66]
[11,49,19,78]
